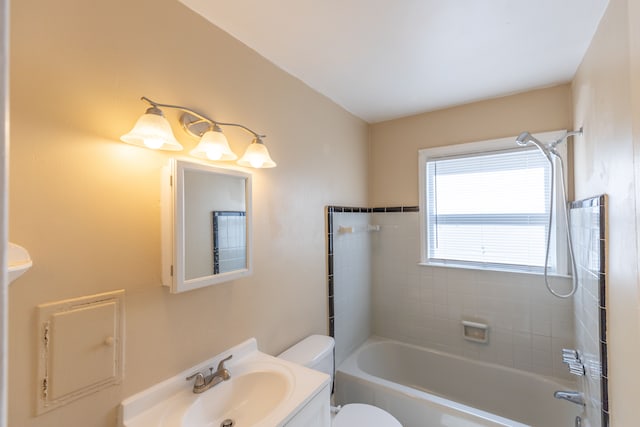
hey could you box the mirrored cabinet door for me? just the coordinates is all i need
[161,159,252,293]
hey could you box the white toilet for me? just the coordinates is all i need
[278,335,402,427]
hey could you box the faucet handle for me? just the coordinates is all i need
[569,363,586,376]
[561,348,585,377]
[186,371,206,387]
[216,355,233,372]
[562,348,579,362]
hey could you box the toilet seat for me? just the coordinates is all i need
[333,404,402,427]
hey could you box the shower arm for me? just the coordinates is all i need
[548,127,584,153]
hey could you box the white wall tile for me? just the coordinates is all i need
[331,209,587,385]
[333,212,372,366]
[569,200,606,427]
[369,211,576,382]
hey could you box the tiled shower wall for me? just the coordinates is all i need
[570,195,608,427]
[370,211,576,381]
[328,206,576,382]
[330,210,372,366]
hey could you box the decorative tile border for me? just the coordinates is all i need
[325,205,419,337]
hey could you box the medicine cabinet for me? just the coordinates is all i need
[161,159,252,293]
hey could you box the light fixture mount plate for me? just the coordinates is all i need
[180,112,211,138]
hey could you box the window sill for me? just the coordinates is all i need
[417,261,572,279]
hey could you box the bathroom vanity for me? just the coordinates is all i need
[119,338,330,427]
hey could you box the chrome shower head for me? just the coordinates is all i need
[515,131,534,146]
[515,131,552,161]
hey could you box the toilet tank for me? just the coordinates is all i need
[278,335,335,380]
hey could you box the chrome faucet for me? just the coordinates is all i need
[554,390,585,406]
[186,355,233,394]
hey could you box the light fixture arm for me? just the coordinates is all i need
[140,96,266,139]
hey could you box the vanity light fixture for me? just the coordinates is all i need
[190,124,237,161]
[120,103,184,151]
[121,97,277,168]
[237,137,277,168]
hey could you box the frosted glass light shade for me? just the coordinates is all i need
[121,109,183,151]
[237,138,277,168]
[190,128,237,161]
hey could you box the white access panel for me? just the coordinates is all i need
[36,290,124,415]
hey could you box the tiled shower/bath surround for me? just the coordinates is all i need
[570,195,608,427]
[326,207,373,366]
[327,206,577,383]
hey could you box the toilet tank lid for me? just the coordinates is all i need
[278,335,335,366]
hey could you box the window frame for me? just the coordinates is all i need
[418,130,570,275]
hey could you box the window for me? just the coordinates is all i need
[419,131,568,274]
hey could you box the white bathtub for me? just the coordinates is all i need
[335,337,582,427]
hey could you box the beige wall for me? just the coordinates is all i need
[1,0,8,425]
[369,85,573,206]
[572,0,640,424]
[8,0,368,426]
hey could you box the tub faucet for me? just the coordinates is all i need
[554,390,585,406]
[186,355,233,394]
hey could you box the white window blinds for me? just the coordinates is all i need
[425,148,552,270]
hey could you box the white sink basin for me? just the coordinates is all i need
[120,338,330,427]
[182,370,290,427]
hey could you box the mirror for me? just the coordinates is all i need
[161,159,252,293]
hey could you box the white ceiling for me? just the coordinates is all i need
[179,0,609,123]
